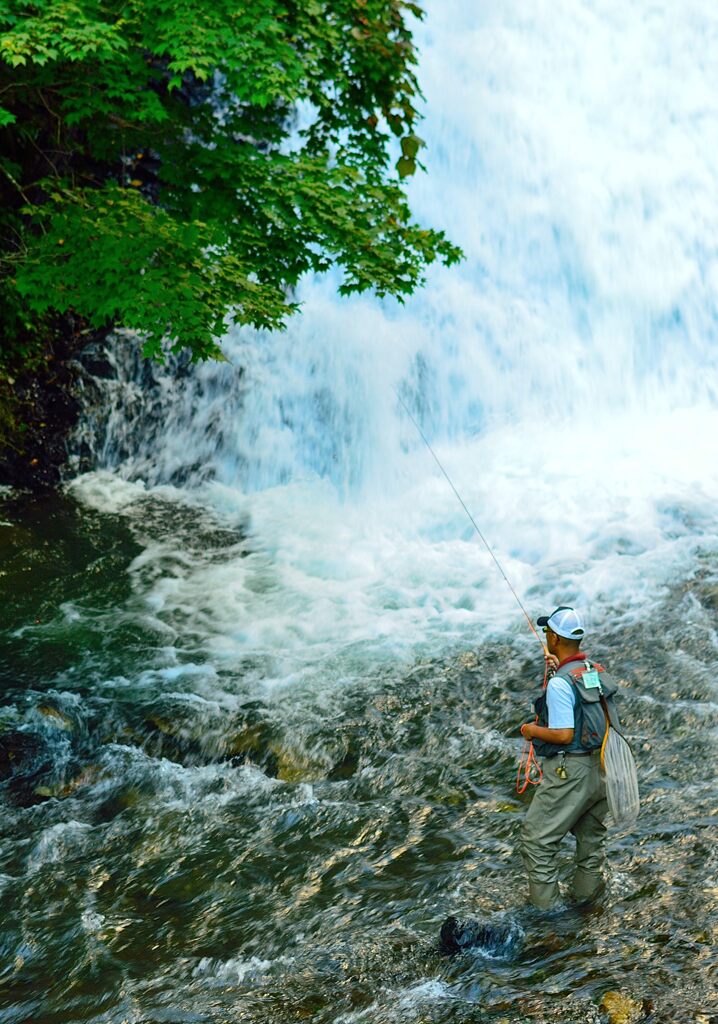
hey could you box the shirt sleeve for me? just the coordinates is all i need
[546,677,576,730]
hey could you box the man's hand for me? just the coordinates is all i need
[544,650,559,672]
[520,722,535,740]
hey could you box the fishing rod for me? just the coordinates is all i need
[395,389,547,655]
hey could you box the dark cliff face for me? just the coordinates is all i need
[0,323,103,491]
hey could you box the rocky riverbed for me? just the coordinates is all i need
[1,486,716,1024]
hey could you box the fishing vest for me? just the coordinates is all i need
[533,657,621,758]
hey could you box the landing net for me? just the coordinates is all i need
[601,726,640,826]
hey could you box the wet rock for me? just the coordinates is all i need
[140,711,206,765]
[224,721,276,762]
[222,708,283,776]
[36,704,75,732]
[270,743,328,783]
[0,730,51,779]
[93,785,143,824]
[133,694,232,766]
[128,698,343,783]
[77,347,117,380]
[134,700,285,776]
[0,712,101,805]
[0,729,56,806]
[327,746,360,781]
[0,320,100,491]
[438,914,523,958]
[33,764,102,800]
[600,991,644,1024]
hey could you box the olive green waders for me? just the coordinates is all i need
[520,749,608,909]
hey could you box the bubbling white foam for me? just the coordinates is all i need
[72,398,718,693]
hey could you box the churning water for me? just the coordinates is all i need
[2,1,718,1022]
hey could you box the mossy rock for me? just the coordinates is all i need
[600,991,644,1024]
[224,722,275,759]
[269,742,329,783]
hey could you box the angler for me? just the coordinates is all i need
[518,606,622,909]
[398,400,637,920]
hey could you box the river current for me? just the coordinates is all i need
[2,0,718,1021]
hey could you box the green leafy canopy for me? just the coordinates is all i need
[0,0,462,362]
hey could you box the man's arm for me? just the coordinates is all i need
[521,674,576,746]
[520,722,574,746]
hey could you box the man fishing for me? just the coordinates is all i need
[440,604,622,954]
[518,605,617,909]
[399,416,634,944]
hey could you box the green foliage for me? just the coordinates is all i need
[0,0,462,362]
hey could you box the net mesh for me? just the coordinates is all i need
[602,726,640,826]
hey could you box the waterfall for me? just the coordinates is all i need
[69,0,718,671]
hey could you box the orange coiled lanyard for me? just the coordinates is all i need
[516,653,549,794]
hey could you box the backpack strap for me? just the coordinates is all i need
[567,660,605,680]
[598,694,611,770]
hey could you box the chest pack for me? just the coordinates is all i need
[533,658,621,758]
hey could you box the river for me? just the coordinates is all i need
[2,0,718,1021]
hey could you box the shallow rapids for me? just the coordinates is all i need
[1,488,717,1023]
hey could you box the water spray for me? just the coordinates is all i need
[395,389,547,654]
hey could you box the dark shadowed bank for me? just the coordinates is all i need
[0,323,114,491]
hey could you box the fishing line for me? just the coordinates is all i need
[395,388,545,650]
[396,389,550,794]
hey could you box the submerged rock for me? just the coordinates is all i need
[0,717,100,806]
[33,764,102,800]
[224,720,278,762]
[326,745,360,781]
[270,743,328,783]
[438,914,523,958]
[135,697,225,766]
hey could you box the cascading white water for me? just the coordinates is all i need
[71,0,718,685]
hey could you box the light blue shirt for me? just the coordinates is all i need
[546,676,576,730]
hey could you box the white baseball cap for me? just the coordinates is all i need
[537,605,586,641]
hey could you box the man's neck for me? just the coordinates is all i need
[555,648,585,668]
